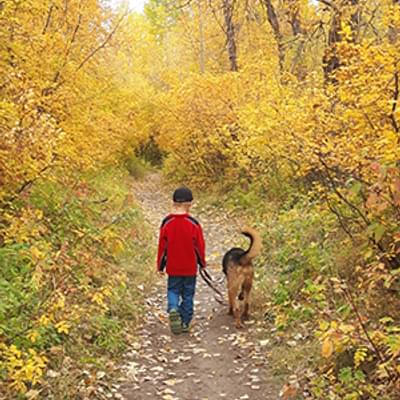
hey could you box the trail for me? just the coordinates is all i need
[117,174,280,400]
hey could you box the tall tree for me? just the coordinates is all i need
[319,0,360,83]
[198,0,206,73]
[222,0,238,71]
[262,0,284,73]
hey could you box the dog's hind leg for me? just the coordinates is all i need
[228,270,244,328]
[242,274,253,320]
[227,279,236,316]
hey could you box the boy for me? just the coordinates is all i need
[157,186,206,334]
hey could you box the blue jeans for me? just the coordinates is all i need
[167,276,197,325]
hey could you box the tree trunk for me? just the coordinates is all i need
[388,0,400,137]
[320,0,360,84]
[322,10,341,83]
[198,0,205,73]
[286,2,307,80]
[262,0,284,73]
[389,0,400,43]
[289,8,303,36]
[222,0,238,72]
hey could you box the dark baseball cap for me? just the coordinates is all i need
[173,187,193,202]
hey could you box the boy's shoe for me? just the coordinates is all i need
[169,309,182,335]
[181,323,190,333]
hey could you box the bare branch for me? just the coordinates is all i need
[75,13,126,72]
[42,4,54,34]
[390,71,400,135]
[207,0,226,34]
[317,0,339,12]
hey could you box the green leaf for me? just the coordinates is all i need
[350,182,362,196]
[374,224,386,242]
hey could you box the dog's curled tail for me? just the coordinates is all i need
[240,226,262,265]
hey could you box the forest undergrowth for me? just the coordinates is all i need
[0,165,155,399]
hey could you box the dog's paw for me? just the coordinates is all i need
[228,307,233,315]
[242,313,251,321]
[235,318,244,329]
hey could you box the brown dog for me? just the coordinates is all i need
[222,227,262,328]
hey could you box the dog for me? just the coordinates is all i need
[222,227,262,328]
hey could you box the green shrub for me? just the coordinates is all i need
[123,153,149,178]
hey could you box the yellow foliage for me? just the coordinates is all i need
[55,321,71,335]
[27,331,40,344]
[1,345,47,393]
[321,337,334,359]
[354,347,368,367]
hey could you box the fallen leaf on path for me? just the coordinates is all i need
[280,384,298,400]
[163,378,183,386]
[192,348,206,354]
[162,395,179,400]
[151,366,164,372]
[25,390,40,399]
[162,388,176,395]
[131,342,141,350]
[47,369,60,378]
[96,371,106,379]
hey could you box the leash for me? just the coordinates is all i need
[199,268,227,305]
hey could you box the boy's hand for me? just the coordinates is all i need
[157,270,166,276]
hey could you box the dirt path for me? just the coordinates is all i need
[117,174,280,400]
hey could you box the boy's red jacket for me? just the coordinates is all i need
[157,213,206,276]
